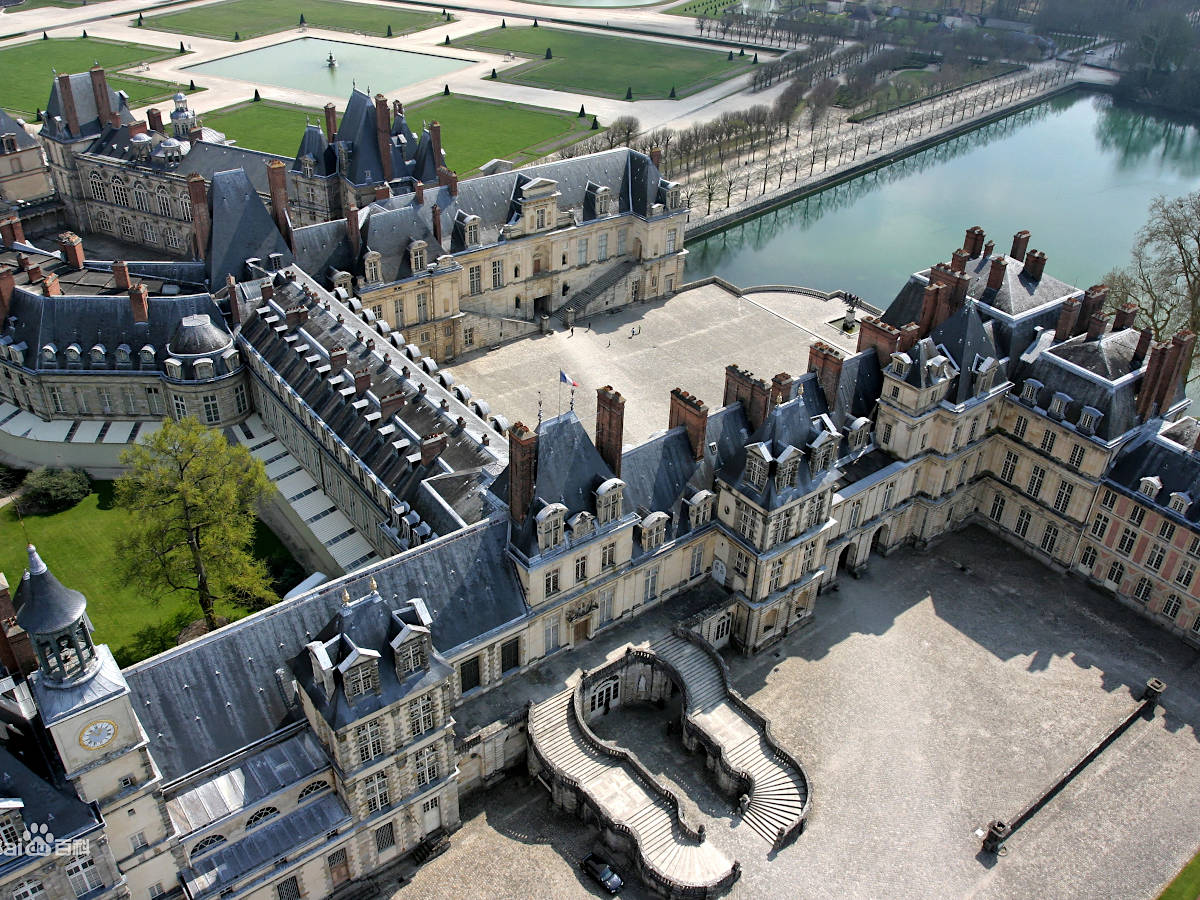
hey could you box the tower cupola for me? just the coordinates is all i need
[14,545,96,682]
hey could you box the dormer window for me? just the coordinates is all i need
[194,358,214,380]
[687,490,714,528]
[301,155,314,177]
[535,207,546,230]
[1020,379,1043,404]
[139,345,156,368]
[1049,392,1070,420]
[1077,406,1101,434]
[344,660,378,700]
[808,433,835,476]
[1139,476,1162,498]
[396,640,425,675]
[90,345,107,366]
[640,512,669,550]
[40,344,56,366]
[595,479,624,525]
[889,352,911,379]
[364,251,382,284]
[536,503,567,551]
[776,450,800,489]
[569,511,595,538]
[745,446,770,491]
[164,358,183,379]
[667,188,681,209]
[846,419,871,452]
[1169,492,1191,514]
[466,219,480,246]
[410,241,427,273]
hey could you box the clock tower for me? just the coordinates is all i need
[17,545,170,895]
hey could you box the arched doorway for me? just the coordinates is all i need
[837,542,855,576]
[871,524,890,554]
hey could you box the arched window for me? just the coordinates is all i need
[94,210,112,233]
[179,193,192,221]
[191,834,226,856]
[12,880,45,900]
[246,807,279,829]
[111,179,129,207]
[157,189,173,217]
[133,184,150,213]
[89,171,107,202]
[165,231,182,251]
[298,780,328,801]
[142,222,158,244]
[65,852,103,896]
[119,218,135,240]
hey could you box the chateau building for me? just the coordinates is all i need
[3,219,1200,900]
[40,69,449,259]
[0,108,54,214]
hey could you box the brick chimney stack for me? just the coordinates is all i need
[112,259,131,290]
[187,174,209,260]
[1078,285,1108,336]
[987,256,1007,291]
[855,316,901,357]
[595,385,625,476]
[353,368,371,395]
[324,102,338,143]
[329,346,348,375]
[346,207,360,261]
[918,282,945,335]
[430,121,443,166]
[147,108,163,133]
[808,343,844,410]
[1024,249,1047,281]
[669,388,709,460]
[0,573,35,677]
[963,225,985,258]
[379,390,406,421]
[41,273,61,297]
[266,160,291,248]
[420,432,448,466]
[375,183,390,203]
[1132,327,1152,367]
[431,203,442,246]
[188,125,204,144]
[374,94,394,182]
[129,283,149,323]
[56,73,79,136]
[0,267,14,321]
[508,422,538,524]
[771,372,793,407]
[723,365,772,431]
[1085,313,1108,341]
[0,215,25,246]
[58,232,84,270]
[1054,296,1081,342]
[1010,229,1031,260]
[950,248,969,274]
[393,99,403,118]
[414,182,424,204]
[982,239,995,259]
[1113,302,1137,331]
[89,67,112,128]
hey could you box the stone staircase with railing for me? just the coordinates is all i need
[528,686,735,897]
[552,258,638,326]
[650,632,810,847]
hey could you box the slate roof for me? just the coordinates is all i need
[964,253,1075,317]
[0,108,37,150]
[207,168,293,288]
[0,242,180,297]
[41,71,136,142]
[1108,430,1200,525]
[332,90,432,188]
[124,518,526,782]
[290,124,334,177]
[927,301,999,404]
[291,219,355,281]
[12,545,85,635]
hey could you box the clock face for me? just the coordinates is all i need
[79,720,117,750]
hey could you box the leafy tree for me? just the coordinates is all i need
[115,417,276,632]
[18,467,89,513]
[1106,189,1200,384]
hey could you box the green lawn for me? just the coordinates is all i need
[3,0,115,13]
[204,94,597,174]
[0,37,176,119]
[456,26,751,100]
[142,0,445,41]
[1160,846,1200,900]
[203,100,317,157]
[1,481,301,666]
[665,0,736,16]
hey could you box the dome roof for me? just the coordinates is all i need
[14,545,87,636]
[168,314,231,356]
[161,137,181,149]
[173,92,186,102]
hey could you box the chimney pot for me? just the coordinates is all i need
[147,108,163,133]
[129,283,149,323]
[1024,249,1047,281]
[982,239,995,259]
[1054,297,1081,343]
[595,385,626,475]
[1010,229,1031,260]
[324,103,338,143]
[1085,313,1108,341]
[963,225,985,258]
[987,257,1007,291]
[58,231,85,270]
[508,422,538,523]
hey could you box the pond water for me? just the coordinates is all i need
[185,38,472,97]
[686,91,1200,311]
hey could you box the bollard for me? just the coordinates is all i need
[982,820,1009,853]
[1142,677,1166,706]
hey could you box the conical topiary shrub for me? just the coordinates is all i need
[545,47,552,59]
[624,86,632,101]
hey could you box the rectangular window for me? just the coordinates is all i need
[469,265,481,295]
[577,237,589,266]
[409,693,435,736]
[544,569,560,596]
[356,720,383,764]
[598,233,608,260]
[459,657,481,693]
[1159,521,1176,541]
[149,885,165,899]
[642,566,659,602]
[617,229,627,256]
[463,327,475,348]
[491,259,503,289]
[1146,543,1166,571]
[67,852,102,896]
[1163,594,1182,619]
[1040,523,1059,554]
[235,383,248,414]
[99,389,113,415]
[690,544,704,578]
[202,394,220,424]
[733,549,751,576]
[1069,444,1085,469]
[1053,480,1073,514]
[989,493,1005,522]
[536,208,546,230]
[1175,561,1195,588]
[883,482,894,509]
[414,746,439,787]
[1117,528,1137,555]
[147,386,163,416]
[1079,545,1097,569]
[276,876,301,900]
[544,618,560,653]
[1130,506,1146,527]
[598,588,614,624]
[1101,489,1117,509]
[123,388,137,416]
[1133,577,1153,604]
[1014,509,1031,539]
[1013,416,1028,440]
[375,822,396,853]
[768,559,785,593]
[1040,430,1056,453]
[501,638,520,672]
[666,229,677,254]
[49,386,65,414]
[882,422,893,444]
[1026,465,1045,498]
[363,771,389,813]
[1190,536,1200,558]
[173,396,187,420]
[1092,514,1109,538]
[1000,451,1017,484]
[131,832,148,852]
[1107,560,1125,586]
[601,542,616,569]
[575,555,588,582]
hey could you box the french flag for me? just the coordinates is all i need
[560,370,579,387]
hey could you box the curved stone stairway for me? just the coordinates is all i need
[650,633,810,845]
[528,688,734,892]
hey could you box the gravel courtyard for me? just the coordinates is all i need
[392,526,1200,900]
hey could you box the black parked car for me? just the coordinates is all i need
[580,853,623,894]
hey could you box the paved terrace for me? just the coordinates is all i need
[399,525,1200,900]
[443,282,862,446]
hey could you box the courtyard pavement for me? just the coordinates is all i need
[443,282,863,445]
[392,525,1200,900]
